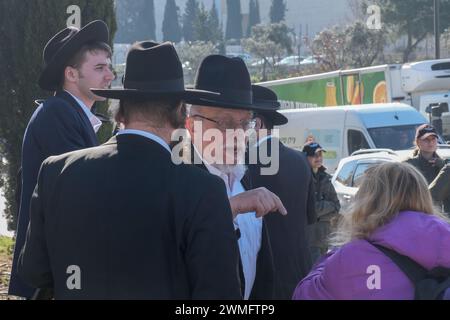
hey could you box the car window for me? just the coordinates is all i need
[352,163,376,188]
[348,130,370,154]
[335,160,357,187]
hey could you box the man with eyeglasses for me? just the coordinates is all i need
[185,55,287,300]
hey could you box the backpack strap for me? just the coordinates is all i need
[369,242,428,284]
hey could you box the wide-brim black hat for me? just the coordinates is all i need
[252,85,288,126]
[39,20,109,91]
[186,55,269,111]
[92,41,219,100]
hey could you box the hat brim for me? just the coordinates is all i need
[419,133,438,140]
[259,111,288,126]
[39,21,109,91]
[91,88,220,101]
[186,97,270,111]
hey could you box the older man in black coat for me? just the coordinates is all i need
[248,85,316,299]
[18,42,242,300]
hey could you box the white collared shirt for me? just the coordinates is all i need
[201,152,262,300]
[117,129,171,153]
[65,90,103,133]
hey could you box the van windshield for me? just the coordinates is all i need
[368,124,435,150]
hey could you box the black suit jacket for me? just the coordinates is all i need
[192,154,275,300]
[247,138,316,299]
[18,135,242,300]
[10,91,99,298]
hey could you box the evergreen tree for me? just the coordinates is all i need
[183,0,199,42]
[194,3,210,42]
[115,0,156,43]
[247,0,261,37]
[226,0,242,40]
[0,0,116,230]
[162,0,182,43]
[208,1,223,43]
[270,0,286,23]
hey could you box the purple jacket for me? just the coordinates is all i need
[293,211,450,300]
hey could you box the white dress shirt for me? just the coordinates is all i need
[65,90,103,133]
[202,158,263,300]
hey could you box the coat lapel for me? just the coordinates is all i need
[55,91,99,145]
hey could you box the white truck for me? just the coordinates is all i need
[259,59,450,139]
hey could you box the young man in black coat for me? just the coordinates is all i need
[10,20,115,298]
[248,85,317,299]
[18,41,242,300]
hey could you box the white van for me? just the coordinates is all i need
[276,103,432,172]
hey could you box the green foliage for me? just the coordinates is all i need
[176,41,220,85]
[183,0,199,42]
[375,0,450,62]
[115,0,155,43]
[247,0,261,37]
[0,0,117,230]
[242,23,293,81]
[162,0,182,43]
[311,22,386,71]
[270,0,286,23]
[225,0,242,40]
[194,2,223,43]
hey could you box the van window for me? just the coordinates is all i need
[348,130,370,154]
[367,125,428,150]
[336,160,357,187]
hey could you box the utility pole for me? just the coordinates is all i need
[435,0,441,59]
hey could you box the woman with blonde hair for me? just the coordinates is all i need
[293,162,450,299]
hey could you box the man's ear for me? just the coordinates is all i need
[185,116,194,133]
[255,117,264,130]
[64,66,78,83]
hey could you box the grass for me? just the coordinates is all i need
[0,236,13,259]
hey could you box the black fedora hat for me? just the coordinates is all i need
[187,55,268,111]
[39,20,109,91]
[92,41,219,100]
[252,85,288,126]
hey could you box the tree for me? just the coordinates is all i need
[374,0,450,62]
[226,0,242,40]
[162,0,182,43]
[176,41,219,84]
[242,23,293,80]
[0,1,116,230]
[183,0,199,42]
[209,1,223,44]
[247,0,261,37]
[194,3,210,42]
[270,0,286,23]
[115,0,155,43]
[311,22,386,72]
[193,2,223,43]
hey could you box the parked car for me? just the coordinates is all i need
[331,147,450,212]
[300,55,319,65]
[331,149,400,212]
[275,55,304,67]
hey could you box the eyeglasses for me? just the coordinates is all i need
[191,114,256,131]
